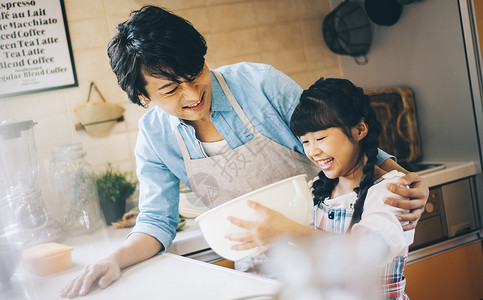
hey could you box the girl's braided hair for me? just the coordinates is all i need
[290,78,382,230]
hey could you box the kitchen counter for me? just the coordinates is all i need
[90,160,483,260]
[408,161,481,263]
[6,225,281,300]
[168,218,209,257]
[7,161,476,299]
[173,161,481,263]
[172,161,481,265]
[172,161,480,258]
[418,161,477,187]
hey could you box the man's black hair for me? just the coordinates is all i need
[107,5,207,106]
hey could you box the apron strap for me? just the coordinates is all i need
[212,71,260,137]
[175,127,193,164]
[175,70,263,161]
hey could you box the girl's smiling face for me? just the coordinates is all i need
[300,123,368,179]
[140,63,212,122]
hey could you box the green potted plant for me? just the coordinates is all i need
[96,163,137,225]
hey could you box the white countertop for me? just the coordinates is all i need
[168,219,209,256]
[418,161,477,187]
[6,226,281,300]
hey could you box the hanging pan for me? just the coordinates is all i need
[322,0,372,65]
[365,0,403,27]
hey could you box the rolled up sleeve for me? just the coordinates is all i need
[376,149,395,166]
[129,127,180,252]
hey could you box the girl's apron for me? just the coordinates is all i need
[175,71,320,275]
[315,202,409,300]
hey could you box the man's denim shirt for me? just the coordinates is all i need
[131,63,393,251]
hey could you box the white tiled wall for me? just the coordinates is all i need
[0,0,341,200]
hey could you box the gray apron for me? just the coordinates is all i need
[175,70,320,275]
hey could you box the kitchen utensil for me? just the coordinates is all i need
[195,175,312,261]
[0,120,62,245]
[180,207,206,218]
[74,82,125,138]
[179,190,209,218]
[0,120,40,192]
[322,0,372,65]
[366,86,421,162]
[365,0,403,26]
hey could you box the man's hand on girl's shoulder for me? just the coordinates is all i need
[383,172,429,231]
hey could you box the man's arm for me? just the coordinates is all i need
[379,159,430,230]
[61,119,181,298]
[61,233,162,298]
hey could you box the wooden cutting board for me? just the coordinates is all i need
[366,86,421,162]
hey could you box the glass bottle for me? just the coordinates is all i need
[0,120,62,246]
[49,144,102,235]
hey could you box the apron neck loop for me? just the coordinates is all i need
[212,71,260,137]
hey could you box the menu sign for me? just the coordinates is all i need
[0,0,77,97]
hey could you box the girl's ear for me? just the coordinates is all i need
[138,93,151,106]
[352,119,369,142]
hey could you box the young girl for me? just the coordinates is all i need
[227,78,414,300]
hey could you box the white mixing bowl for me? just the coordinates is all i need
[195,174,313,261]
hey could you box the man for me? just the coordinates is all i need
[61,6,428,298]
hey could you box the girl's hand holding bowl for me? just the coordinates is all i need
[226,200,300,251]
[195,175,313,261]
[227,200,319,258]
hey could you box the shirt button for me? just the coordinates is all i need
[328,211,335,219]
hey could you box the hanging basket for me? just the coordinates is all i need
[74,82,125,138]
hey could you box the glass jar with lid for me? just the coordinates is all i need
[49,144,102,235]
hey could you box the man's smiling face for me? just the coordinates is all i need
[141,63,212,122]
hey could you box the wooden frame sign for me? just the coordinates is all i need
[0,0,77,97]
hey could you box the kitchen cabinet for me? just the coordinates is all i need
[405,241,483,300]
[213,259,234,269]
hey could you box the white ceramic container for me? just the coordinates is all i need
[195,175,313,261]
